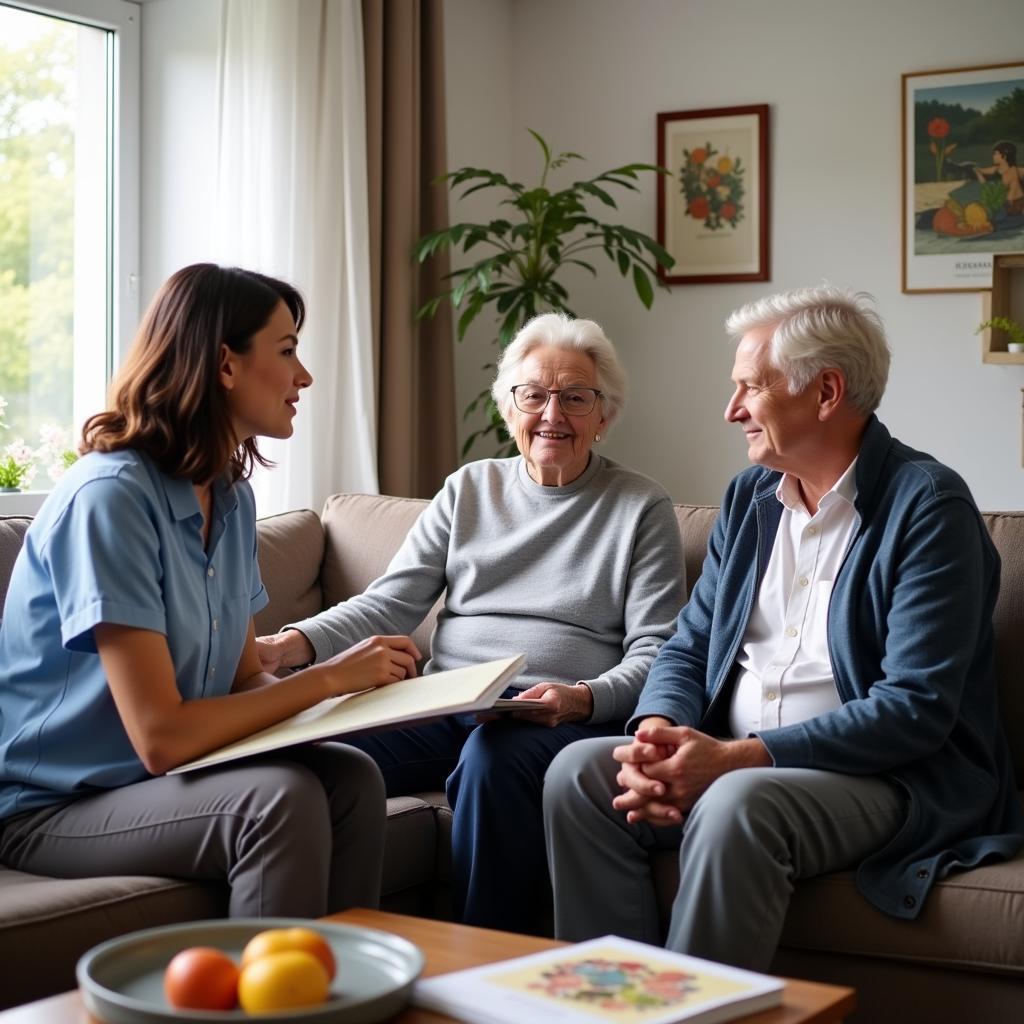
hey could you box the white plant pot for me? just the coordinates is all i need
[1008,342,1024,354]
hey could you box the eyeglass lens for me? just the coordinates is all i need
[512,386,600,415]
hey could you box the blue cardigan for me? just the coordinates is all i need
[633,416,1023,918]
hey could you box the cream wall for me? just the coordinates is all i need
[444,0,1024,509]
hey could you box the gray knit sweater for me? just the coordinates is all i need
[288,454,685,723]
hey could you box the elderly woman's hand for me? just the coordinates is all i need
[508,681,593,727]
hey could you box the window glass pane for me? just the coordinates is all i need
[0,3,109,490]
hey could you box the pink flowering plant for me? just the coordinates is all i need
[0,397,78,490]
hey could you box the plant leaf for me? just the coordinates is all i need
[633,264,654,309]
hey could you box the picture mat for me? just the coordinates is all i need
[414,935,784,1024]
[663,113,761,276]
[170,655,526,774]
[903,62,1024,292]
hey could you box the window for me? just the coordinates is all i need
[0,0,138,512]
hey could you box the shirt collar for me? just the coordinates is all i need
[775,457,859,514]
[162,470,238,523]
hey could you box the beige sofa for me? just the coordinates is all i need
[1,496,1022,1020]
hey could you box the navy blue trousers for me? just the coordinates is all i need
[343,694,623,935]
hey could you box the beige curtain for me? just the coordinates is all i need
[363,0,457,499]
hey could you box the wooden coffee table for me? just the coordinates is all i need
[0,908,855,1023]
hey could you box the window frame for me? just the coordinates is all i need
[0,0,140,516]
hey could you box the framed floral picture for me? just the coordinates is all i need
[656,105,770,284]
[902,61,1024,293]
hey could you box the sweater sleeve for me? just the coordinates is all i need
[284,487,453,664]
[584,495,687,724]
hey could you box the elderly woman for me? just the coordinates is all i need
[257,312,685,935]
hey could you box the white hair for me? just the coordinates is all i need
[725,285,891,415]
[491,312,627,430]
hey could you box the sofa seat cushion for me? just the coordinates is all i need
[0,867,225,1008]
[651,846,1024,976]
[383,795,438,895]
[781,853,1024,976]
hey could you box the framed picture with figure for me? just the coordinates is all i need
[656,105,770,285]
[902,61,1024,293]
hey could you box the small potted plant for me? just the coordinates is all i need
[976,315,1024,354]
[0,441,36,492]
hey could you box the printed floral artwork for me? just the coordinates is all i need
[678,144,745,232]
[528,957,699,1010]
[657,105,769,284]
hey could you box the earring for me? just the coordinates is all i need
[594,433,602,443]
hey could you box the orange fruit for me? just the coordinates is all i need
[163,946,239,1010]
[238,949,330,1013]
[241,926,336,980]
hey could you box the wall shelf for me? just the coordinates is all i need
[981,253,1024,364]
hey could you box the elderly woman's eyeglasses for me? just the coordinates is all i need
[510,385,603,416]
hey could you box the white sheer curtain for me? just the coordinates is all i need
[214,0,378,517]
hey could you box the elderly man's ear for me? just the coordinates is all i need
[816,368,846,421]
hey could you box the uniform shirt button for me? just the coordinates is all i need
[787,627,798,637]
[799,577,808,587]
[766,691,777,701]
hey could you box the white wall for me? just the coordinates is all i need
[444,0,1024,509]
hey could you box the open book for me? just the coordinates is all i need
[169,654,526,775]
[413,935,785,1024]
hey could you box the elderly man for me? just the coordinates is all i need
[543,286,1023,970]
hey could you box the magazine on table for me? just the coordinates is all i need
[169,654,526,775]
[412,934,785,1024]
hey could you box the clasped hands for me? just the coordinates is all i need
[612,717,772,827]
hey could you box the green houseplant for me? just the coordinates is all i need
[976,315,1024,354]
[414,130,675,456]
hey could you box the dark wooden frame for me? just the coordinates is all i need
[656,104,770,284]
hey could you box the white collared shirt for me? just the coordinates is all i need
[728,459,861,738]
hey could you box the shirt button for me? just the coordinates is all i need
[807,526,817,536]
[212,619,219,631]
[766,691,777,701]
[787,627,798,637]
[207,567,215,578]
[209,666,216,677]
[799,577,809,587]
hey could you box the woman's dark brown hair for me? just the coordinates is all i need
[82,264,305,482]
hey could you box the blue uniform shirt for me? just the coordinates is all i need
[0,449,268,819]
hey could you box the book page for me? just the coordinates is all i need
[169,654,525,775]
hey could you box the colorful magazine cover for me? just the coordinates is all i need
[413,935,785,1024]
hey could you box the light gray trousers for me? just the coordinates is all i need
[0,743,386,918]
[543,736,906,971]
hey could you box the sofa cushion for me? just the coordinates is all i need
[0,868,225,1008]
[319,493,440,659]
[254,509,324,636]
[0,516,31,615]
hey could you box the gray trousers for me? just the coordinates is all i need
[543,736,906,971]
[0,743,386,918]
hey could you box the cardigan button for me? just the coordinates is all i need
[916,868,929,880]
[903,895,917,909]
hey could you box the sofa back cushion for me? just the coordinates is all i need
[318,493,437,659]
[253,509,325,637]
[0,517,31,615]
